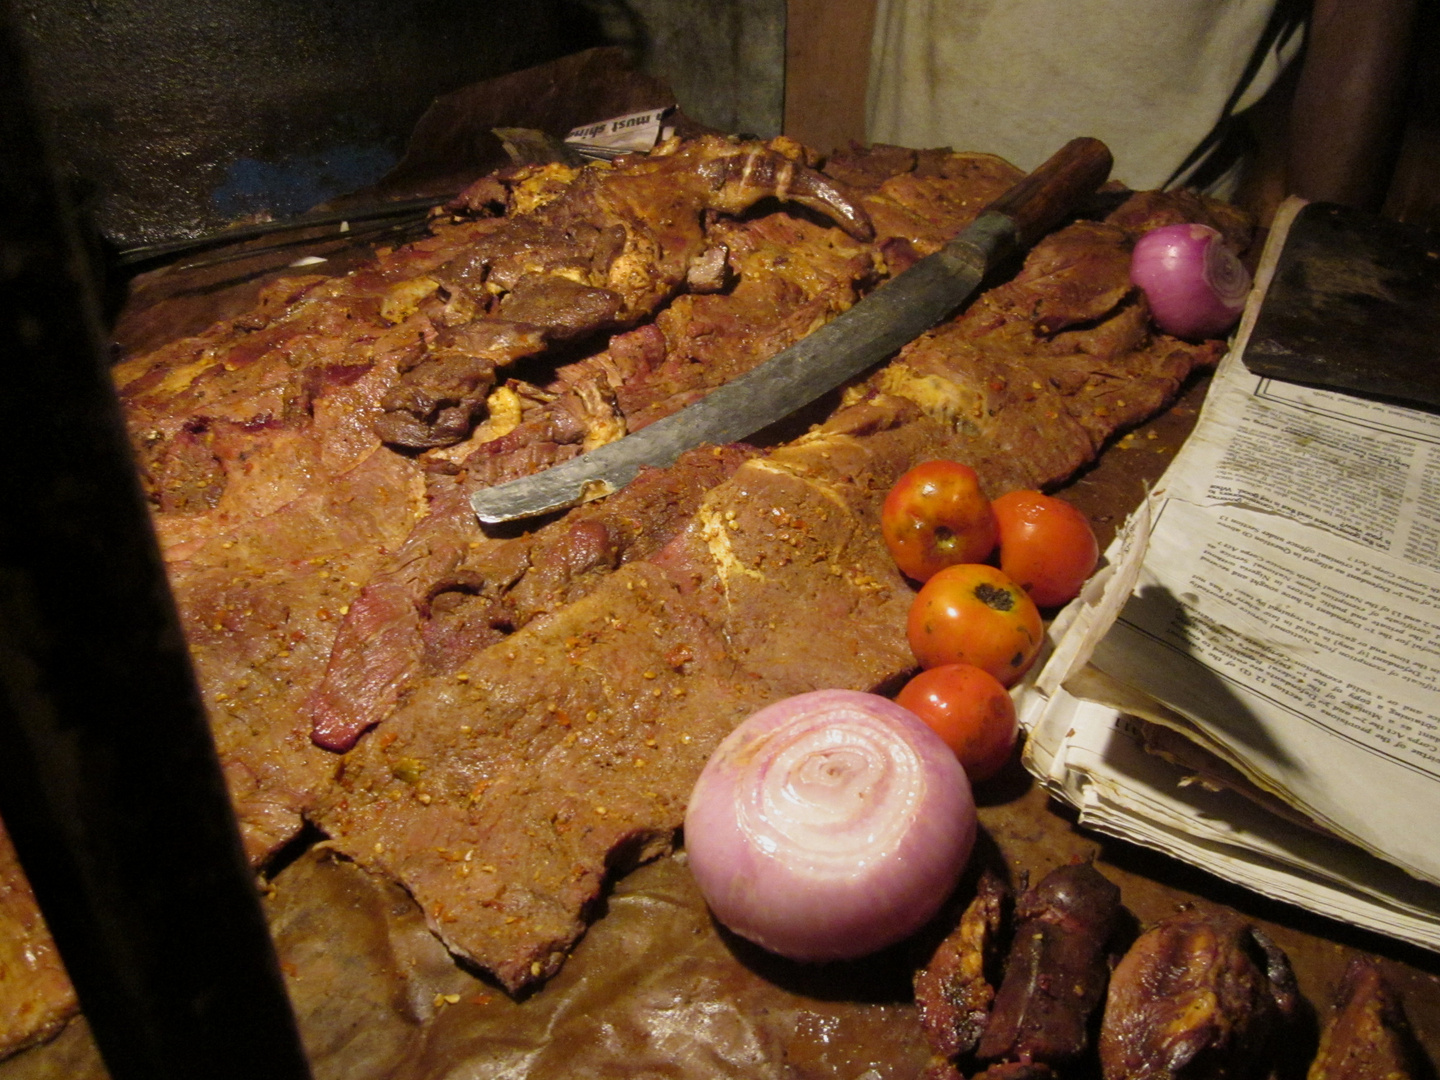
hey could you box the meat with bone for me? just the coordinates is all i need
[1307,957,1428,1080]
[915,869,1009,1065]
[976,862,1124,1065]
[1098,908,1299,1080]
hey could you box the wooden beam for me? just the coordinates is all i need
[784,0,878,154]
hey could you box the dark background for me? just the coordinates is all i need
[13,0,786,246]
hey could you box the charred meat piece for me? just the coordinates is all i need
[977,862,1123,1065]
[1308,956,1427,1080]
[373,321,545,449]
[915,869,1009,1063]
[0,821,76,1058]
[1098,908,1299,1080]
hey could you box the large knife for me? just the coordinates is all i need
[471,137,1113,524]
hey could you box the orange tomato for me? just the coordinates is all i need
[880,460,998,582]
[991,490,1099,608]
[906,564,1043,686]
[895,663,1018,782]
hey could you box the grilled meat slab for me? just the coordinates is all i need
[0,822,76,1058]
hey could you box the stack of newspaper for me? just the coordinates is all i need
[1019,199,1440,951]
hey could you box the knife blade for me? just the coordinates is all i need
[470,137,1113,524]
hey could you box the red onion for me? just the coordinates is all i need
[1130,223,1251,339]
[684,689,975,962]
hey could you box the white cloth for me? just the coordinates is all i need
[866,0,1306,195]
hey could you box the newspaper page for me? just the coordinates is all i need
[565,108,675,160]
[1021,197,1440,947]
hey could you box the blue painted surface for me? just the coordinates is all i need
[210,144,398,220]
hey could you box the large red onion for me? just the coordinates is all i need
[1130,223,1251,339]
[684,689,976,962]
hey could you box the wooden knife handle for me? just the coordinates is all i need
[985,137,1114,249]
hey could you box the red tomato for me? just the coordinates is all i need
[895,663,1018,782]
[907,564,1043,686]
[881,461,998,582]
[991,490,1099,608]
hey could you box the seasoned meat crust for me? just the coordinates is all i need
[2,135,1245,1048]
[915,869,1009,1064]
[109,134,882,862]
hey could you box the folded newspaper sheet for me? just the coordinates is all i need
[565,108,675,160]
[1020,198,1440,952]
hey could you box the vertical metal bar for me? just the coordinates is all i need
[0,4,313,1077]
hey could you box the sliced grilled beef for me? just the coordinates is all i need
[83,140,1241,1008]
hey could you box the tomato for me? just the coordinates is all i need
[895,663,1017,782]
[991,490,1099,608]
[881,460,998,582]
[906,564,1043,686]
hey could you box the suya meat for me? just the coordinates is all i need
[380,135,874,448]
[1307,956,1427,1080]
[1098,908,1298,1080]
[93,143,1237,998]
[976,862,1124,1065]
[915,869,1010,1065]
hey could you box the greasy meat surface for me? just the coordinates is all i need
[2,137,1244,1045]
[307,445,756,751]
[1307,957,1427,1080]
[915,869,1009,1064]
[107,136,872,860]
[165,446,426,859]
[825,144,1026,255]
[307,207,879,752]
[278,170,1234,992]
[314,413,940,990]
[380,136,873,449]
[1099,908,1298,1080]
[977,862,1123,1065]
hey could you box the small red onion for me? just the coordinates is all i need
[684,689,975,962]
[1130,223,1251,339]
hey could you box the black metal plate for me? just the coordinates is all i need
[1241,201,1440,412]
